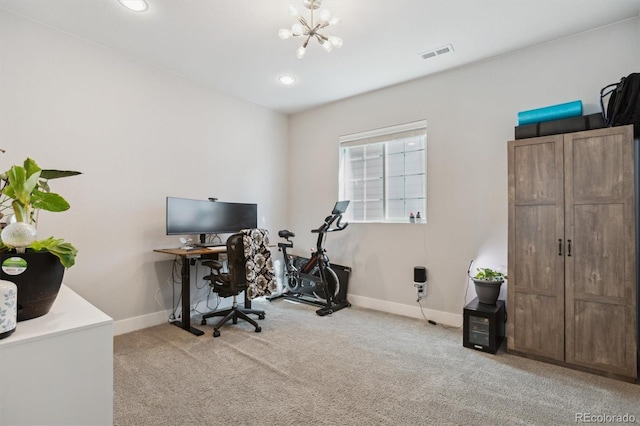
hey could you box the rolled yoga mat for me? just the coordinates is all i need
[518,100,583,126]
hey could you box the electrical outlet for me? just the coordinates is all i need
[414,282,426,301]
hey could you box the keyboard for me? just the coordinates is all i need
[193,242,225,248]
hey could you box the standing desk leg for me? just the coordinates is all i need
[172,255,204,336]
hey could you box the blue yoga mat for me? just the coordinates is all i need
[518,100,583,126]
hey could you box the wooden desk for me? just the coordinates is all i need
[154,246,226,336]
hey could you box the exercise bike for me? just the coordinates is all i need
[275,201,351,316]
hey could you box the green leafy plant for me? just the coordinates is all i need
[473,267,507,282]
[0,158,81,268]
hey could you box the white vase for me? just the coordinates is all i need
[0,279,17,339]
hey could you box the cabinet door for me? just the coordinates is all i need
[507,135,565,361]
[564,125,637,378]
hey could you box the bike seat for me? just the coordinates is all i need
[278,229,295,239]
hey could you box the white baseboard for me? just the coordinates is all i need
[113,296,463,336]
[347,294,463,328]
[113,309,172,336]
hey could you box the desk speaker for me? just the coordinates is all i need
[414,267,427,283]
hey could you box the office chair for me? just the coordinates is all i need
[200,232,267,337]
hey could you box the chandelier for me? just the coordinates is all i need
[278,0,343,59]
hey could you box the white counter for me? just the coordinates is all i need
[0,284,113,426]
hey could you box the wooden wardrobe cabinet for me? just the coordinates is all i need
[507,125,638,382]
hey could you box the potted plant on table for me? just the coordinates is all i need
[0,157,80,321]
[472,267,507,305]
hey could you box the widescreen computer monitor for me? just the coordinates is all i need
[166,197,258,243]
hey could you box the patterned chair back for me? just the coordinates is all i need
[240,229,276,299]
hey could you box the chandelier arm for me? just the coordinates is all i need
[315,33,328,44]
[311,23,324,34]
[297,16,310,30]
[302,34,312,48]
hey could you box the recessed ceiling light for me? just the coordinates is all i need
[118,0,149,12]
[279,75,297,85]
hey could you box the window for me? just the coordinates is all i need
[339,120,426,223]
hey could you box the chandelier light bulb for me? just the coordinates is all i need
[329,36,343,48]
[291,23,303,36]
[278,29,293,40]
[296,45,307,59]
[289,5,299,17]
[329,16,341,25]
[322,41,333,52]
[319,9,331,23]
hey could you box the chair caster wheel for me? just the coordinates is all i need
[255,326,262,333]
[258,314,265,320]
[213,330,221,337]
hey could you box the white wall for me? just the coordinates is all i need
[0,10,289,330]
[288,18,640,326]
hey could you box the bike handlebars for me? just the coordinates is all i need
[311,212,349,234]
[333,215,349,231]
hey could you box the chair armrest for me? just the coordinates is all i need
[202,259,223,270]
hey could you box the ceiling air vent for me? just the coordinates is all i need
[420,44,454,60]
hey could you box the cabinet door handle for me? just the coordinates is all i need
[558,239,562,256]
[567,239,572,257]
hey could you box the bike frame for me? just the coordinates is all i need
[279,240,327,286]
[276,205,349,315]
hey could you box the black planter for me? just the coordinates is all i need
[0,251,65,322]
[473,279,503,305]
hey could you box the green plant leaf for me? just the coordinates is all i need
[473,267,507,281]
[7,166,40,209]
[29,237,78,268]
[31,189,70,212]
[23,158,42,178]
[40,169,82,180]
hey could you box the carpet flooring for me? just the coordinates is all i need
[114,298,640,425]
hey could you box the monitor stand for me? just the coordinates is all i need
[194,234,224,248]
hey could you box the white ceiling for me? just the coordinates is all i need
[1,0,639,115]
